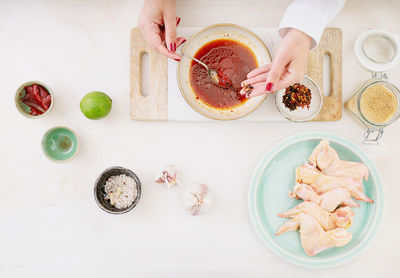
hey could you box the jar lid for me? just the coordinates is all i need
[354,29,400,73]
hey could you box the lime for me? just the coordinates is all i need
[80,91,112,120]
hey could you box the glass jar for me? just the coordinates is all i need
[346,29,400,144]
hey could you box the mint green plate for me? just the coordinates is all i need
[248,132,383,268]
[42,127,79,162]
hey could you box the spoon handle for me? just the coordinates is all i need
[179,52,209,70]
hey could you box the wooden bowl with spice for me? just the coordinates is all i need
[94,166,142,215]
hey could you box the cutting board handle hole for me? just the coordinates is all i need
[140,51,150,97]
[322,52,332,97]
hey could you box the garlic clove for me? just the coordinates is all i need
[109,192,115,206]
[182,183,212,215]
[155,165,180,188]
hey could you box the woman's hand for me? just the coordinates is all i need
[138,0,185,61]
[240,28,312,98]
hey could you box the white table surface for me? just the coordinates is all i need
[1,0,400,277]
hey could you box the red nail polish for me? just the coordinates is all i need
[174,58,181,62]
[176,17,181,26]
[173,42,176,51]
[182,39,186,44]
[266,82,274,92]
[169,43,173,52]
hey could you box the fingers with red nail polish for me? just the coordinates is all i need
[176,37,186,50]
[241,82,268,98]
[163,9,178,56]
[266,82,274,92]
[240,29,311,96]
[137,0,182,61]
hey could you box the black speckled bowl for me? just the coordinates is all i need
[94,166,142,215]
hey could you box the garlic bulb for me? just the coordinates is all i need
[155,165,179,188]
[182,183,212,215]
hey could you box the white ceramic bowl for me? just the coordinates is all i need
[275,75,323,122]
[177,24,271,120]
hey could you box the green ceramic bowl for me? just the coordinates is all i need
[248,132,383,268]
[15,81,54,118]
[41,127,79,162]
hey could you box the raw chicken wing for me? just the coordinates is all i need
[289,183,321,204]
[319,188,359,212]
[275,213,352,256]
[278,201,354,230]
[296,164,373,203]
[309,139,369,181]
[289,183,359,212]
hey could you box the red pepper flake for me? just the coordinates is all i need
[21,83,51,115]
[241,83,254,98]
[217,70,233,89]
[210,70,243,94]
[282,83,312,111]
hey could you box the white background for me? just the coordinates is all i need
[1,0,399,277]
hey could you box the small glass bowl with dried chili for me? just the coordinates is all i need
[15,81,54,118]
[275,75,323,122]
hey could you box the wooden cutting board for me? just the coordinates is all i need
[308,28,342,121]
[130,27,342,121]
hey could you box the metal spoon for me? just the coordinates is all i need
[179,52,222,86]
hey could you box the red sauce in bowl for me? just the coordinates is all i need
[190,39,258,109]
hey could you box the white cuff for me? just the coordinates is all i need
[279,2,329,49]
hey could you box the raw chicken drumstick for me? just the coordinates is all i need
[296,164,373,203]
[275,213,352,256]
[289,183,360,212]
[278,201,354,230]
[309,139,369,181]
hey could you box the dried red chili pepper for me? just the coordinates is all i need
[282,83,312,111]
[21,83,51,115]
[217,70,233,89]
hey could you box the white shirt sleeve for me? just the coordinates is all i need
[279,0,346,48]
